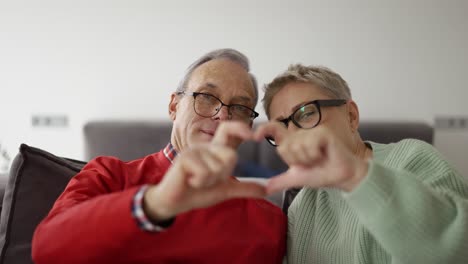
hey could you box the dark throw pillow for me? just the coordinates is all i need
[0,144,86,264]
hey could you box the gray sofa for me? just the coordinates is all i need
[0,120,433,264]
[84,121,434,175]
[83,120,434,207]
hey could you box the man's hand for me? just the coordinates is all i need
[254,122,369,194]
[144,121,265,221]
[211,121,255,148]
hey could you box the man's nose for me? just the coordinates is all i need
[213,105,230,121]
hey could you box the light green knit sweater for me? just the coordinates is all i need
[287,139,468,264]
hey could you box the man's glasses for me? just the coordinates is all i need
[177,91,259,122]
[266,99,347,146]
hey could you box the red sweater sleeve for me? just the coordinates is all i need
[31,156,164,264]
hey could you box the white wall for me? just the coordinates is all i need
[1,0,467,173]
[434,129,468,178]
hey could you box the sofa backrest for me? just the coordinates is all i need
[83,120,433,210]
[84,120,433,166]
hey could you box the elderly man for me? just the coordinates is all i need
[32,49,286,263]
[254,64,468,264]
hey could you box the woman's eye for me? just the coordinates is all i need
[299,111,316,120]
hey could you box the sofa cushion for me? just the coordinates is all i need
[0,144,85,264]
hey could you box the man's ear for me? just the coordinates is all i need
[168,93,179,121]
[347,100,360,133]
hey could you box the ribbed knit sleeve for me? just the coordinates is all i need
[286,139,468,264]
[345,140,468,263]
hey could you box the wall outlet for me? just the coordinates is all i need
[435,116,468,130]
[31,115,69,127]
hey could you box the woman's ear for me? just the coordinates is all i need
[347,100,360,133]
[168,93,179,121]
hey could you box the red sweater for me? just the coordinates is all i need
[32,149,286,264]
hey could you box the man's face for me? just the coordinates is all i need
[169,58,256,152]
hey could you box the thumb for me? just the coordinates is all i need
[187,180,267,211]
[222,179,267,199]
[266,169,306,195]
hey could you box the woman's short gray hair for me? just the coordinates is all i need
[263,64,352,118]
[176,48,259,106]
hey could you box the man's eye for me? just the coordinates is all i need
[231,105,249,113]
[199,94,217,103]
[200,94,213,99]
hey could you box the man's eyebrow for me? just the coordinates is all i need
[233,96,252,104]
[200,82,253,104]
[204,82,218,89]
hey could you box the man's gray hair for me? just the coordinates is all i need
[176,48,259,106]
[263,64,352,118]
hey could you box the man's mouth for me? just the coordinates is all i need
[200,129,215,136]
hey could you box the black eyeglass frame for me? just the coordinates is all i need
[177,91,260,121]
[266,99,347,146]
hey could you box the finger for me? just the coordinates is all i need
[184,179,266,210]
[186,145,238,188]
[303,140,326,166]
[278,141,311,166]
[212,121,254,147]
[253,122,287,144]
[160,151,210,201]
[277,134,305,165]
[209,144,237,172]
[300,135,328,166]
[265,171,304,194]
[222,179,267,199]
[267,164,335,194]
[278,132,327,166]
[196,146,237,187]
[191,150,225,187]
[180,151,214,189]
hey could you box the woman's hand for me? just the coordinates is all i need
[254,122,369,194]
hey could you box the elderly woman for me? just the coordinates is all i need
[254,64,468,264]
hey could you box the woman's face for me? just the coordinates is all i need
[268,81,359,151]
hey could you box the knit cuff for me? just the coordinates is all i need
[132,185,174,232]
